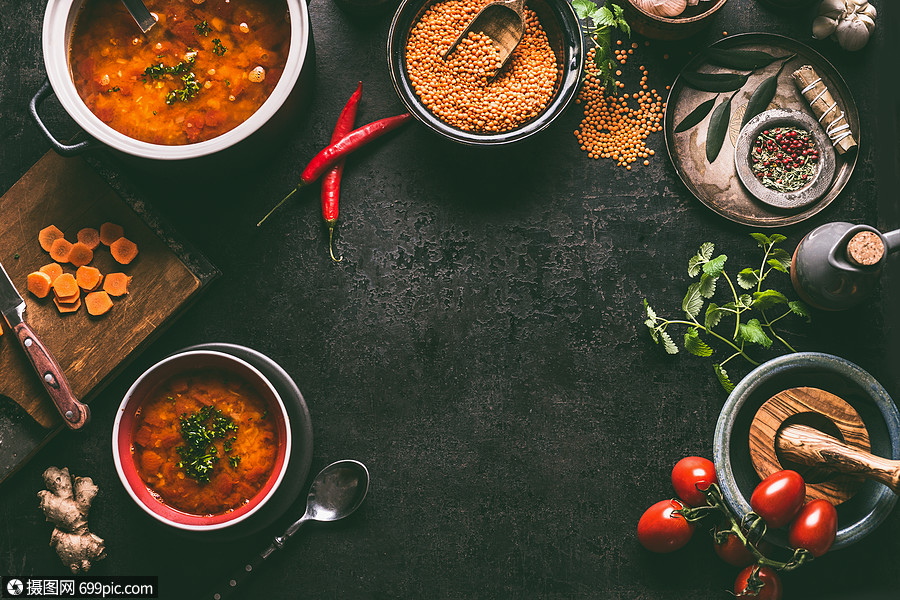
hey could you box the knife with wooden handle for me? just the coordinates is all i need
[0,259,90,429]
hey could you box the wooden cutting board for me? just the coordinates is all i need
[0,152,202,429]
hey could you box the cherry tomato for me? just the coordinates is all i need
[788,499,838,557]
[671,456,717,507]
[713,530,755,567]
[750,470,806,529]
[637,499,694,553]
[734,565,783,600]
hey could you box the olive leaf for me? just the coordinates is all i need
[706,90,740,163]
[705,48,785,71]
[674,96,718,133]
[741,54,796,128]
[681,70,750,92]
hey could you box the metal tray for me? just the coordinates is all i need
[664,33,859,228]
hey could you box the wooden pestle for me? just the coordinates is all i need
[777,424,900,495]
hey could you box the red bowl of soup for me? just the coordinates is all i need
[36,0,313,165]
[113,350,291,531]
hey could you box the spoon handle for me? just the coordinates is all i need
[210,548,271,600]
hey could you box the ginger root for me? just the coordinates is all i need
[37,466,106,574]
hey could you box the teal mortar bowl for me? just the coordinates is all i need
[714,352,900,550]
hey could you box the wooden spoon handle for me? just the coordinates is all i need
[777,424,900,494]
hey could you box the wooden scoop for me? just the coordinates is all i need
[442,0,525,72]
[778,424,900,495]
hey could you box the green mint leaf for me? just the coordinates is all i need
[660,330,679,354]
[699,272,718,298]
[682,282,704,319]
[703,254,727,277]
[739,294,754,309]
[714,364,735,392]
[768,234,787,245]
[738,318,773,348]
[788,300,812,323]
[750,233,771,248]
[594,6,618,28]
[572,0,599,21]
[705,303,723,330]
[700,242,715,261]
[688,255,705,277]
[752,289,788,310]
[767,258,788,273]
[768,248,792,272]
[685,328,714,357]
[737,268,759,289]
[643,299,658,324]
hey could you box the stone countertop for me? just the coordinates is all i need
[1,1,898,598]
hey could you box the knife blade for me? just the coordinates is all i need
[0,260,90,430]
[121,0,157,34]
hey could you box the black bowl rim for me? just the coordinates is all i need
[713,352,900,550]
[387,0,584,146]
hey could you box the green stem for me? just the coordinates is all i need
[660,320,760,366]
[722,270,742,338]
[759,310,797,353]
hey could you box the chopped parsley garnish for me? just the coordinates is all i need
[165,72,201,105]
[175,406,240,484]
[195,20,211,36]
[107,86,120,93]
[212,38,227,56]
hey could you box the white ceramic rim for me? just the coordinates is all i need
[42,0,309,160]
[112,350,293,531]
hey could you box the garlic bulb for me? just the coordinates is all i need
[635,0,688,18]
[813,0,876,51]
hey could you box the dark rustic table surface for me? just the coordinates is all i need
[1,1,899,599]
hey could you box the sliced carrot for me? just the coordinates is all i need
[49,238,74,263]
[76,266,103,291]
[52,273,79,299]
[68,242,94,268]
[110,237,138,265]
[76,227,101,250]
[39,263,64,284]
[54,296,82,314]
[103,272,131,296]
[99,222,125,246]
[27,272,53,298]
[39,225,65,252]
[85,291,114,316]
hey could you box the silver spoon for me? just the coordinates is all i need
[121,0,157,34]
[212,460,370,600]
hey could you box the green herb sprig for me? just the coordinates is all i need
[212,38,227,56]
[572,0,630,92]
[643,233,811,392]
[165,72,201,105]
[195,20,211,36]
[176,405,240,483]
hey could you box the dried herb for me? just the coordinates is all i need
[195,20,211,36]
[643,234,810,392]
[212,38,227,56]
[681,70,750,93]
[704,48,786,71]
[572,0,631,92]
[674,96,717,133]
[706,89,739,163]
[741,54,796,128]
[750,127,819,192]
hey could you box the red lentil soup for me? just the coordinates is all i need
[131,368,279,516]
[68,0,291,145]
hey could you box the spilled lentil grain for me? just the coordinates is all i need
[574,47,666,169]
[405,0,558,133]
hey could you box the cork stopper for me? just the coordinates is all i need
[792,65,857,156]
[846,231,884,266]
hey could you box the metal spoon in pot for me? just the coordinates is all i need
[442,0,525,73]
[212,460,370,600]
[121,0,157,34]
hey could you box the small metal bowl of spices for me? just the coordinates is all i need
[735,109,836,210]
[388,0,583,145]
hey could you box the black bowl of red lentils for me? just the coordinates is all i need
[388,0,583,145]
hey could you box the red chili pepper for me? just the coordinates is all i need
[321,82,362,262]
[258,112,413,227]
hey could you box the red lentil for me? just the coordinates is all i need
[405,0,558,133]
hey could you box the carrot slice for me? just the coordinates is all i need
[99,222,125,246]
[39,263,64,284]
[103,272,131,296]
[110,237,139,265]
[76,227,101,250]
[27,272,53,298]
[76,266,103,291]
[49,238,74,263]
[39,225,65,252]
[68,242,94,268]
[85,291,113,316]
[52,273,79,299]
[54,296,82,314]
